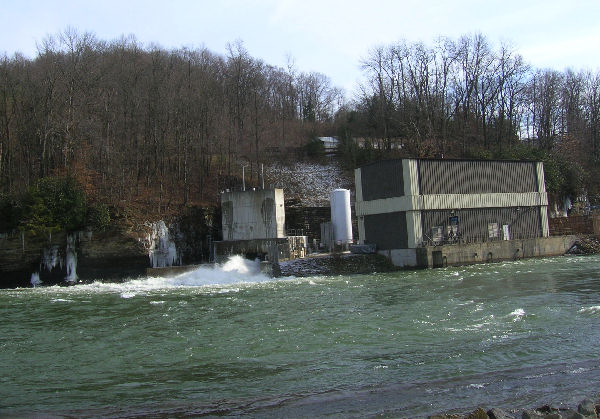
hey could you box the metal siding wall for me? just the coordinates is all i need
[421,207,542,244]
[364,211,408,249]
[536,162,547,194]
[354,168,363,201]
[418,160,538,194]
[361,160,404,200]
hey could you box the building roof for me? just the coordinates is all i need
[357,157,541,169]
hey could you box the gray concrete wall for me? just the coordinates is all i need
[221,189,285,241]
[376,248,418,267]
[428,235,577,267]
[213,236,307,264]
[381,235,578,268]
[214,238,289,263]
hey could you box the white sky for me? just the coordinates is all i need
[1,0,599,96]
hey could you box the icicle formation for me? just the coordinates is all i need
[42,245,60,272]
[65,234,78,283]
[30,272,42,287]
[147,221,178,268]
[31,234,79,286]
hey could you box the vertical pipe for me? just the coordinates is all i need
[242,165,246,191]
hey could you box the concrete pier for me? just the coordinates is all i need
[411,235,578,268]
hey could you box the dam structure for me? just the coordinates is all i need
[354,159,574,268]
[213,188,307,267]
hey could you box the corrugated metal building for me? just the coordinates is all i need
[355,159,550,267]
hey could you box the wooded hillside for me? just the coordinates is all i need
[1,30,600,231]
[0,29,342,219]
[338,34,600,204]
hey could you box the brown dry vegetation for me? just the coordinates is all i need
[2,31,600,227]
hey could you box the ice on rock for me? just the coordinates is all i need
[65,234,78,283]
[147,221,178,268]
[42,245,61,272]
[30,272,42,287]
[32,234,79,285]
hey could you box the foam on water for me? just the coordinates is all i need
[221,255,262,275]
[509,308,525,321]
[578,305,600,315]
[63,255,274,296]
[50,298,73,303]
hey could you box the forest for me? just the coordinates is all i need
[339,34,600,205]
[1,29,599,233]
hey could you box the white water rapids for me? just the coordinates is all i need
[70,255,273,297]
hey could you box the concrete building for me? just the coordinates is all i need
[214,188,307,265]
[354,159,566,268]
[221,188,285,241]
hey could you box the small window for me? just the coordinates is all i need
[488,223,499,238]
[502,224,510,240]
[432,226,443,243]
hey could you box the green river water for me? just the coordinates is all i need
[1,255,600,417]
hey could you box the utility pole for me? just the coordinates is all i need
[241,163,249,191]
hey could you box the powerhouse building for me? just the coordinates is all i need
[355,159,550,267]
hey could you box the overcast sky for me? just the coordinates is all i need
[1,0,599,96]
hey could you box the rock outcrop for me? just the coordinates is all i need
[566,236,600,255]
[0,227,149,288]
[427,397,599,419]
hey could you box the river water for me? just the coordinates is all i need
[2,255,600,417]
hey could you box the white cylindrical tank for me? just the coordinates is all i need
[330,189,353,244]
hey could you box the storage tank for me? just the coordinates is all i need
[330,189,353,244]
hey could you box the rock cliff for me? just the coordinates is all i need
[0,228,149,288]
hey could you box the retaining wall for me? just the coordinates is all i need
[379,235,579,268]
[549,215,600,236]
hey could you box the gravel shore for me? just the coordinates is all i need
[429,397,599,419]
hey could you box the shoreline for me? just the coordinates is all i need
[430,397,599,419]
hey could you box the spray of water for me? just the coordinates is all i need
[65,255,273,295]
[221,255,261,275]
